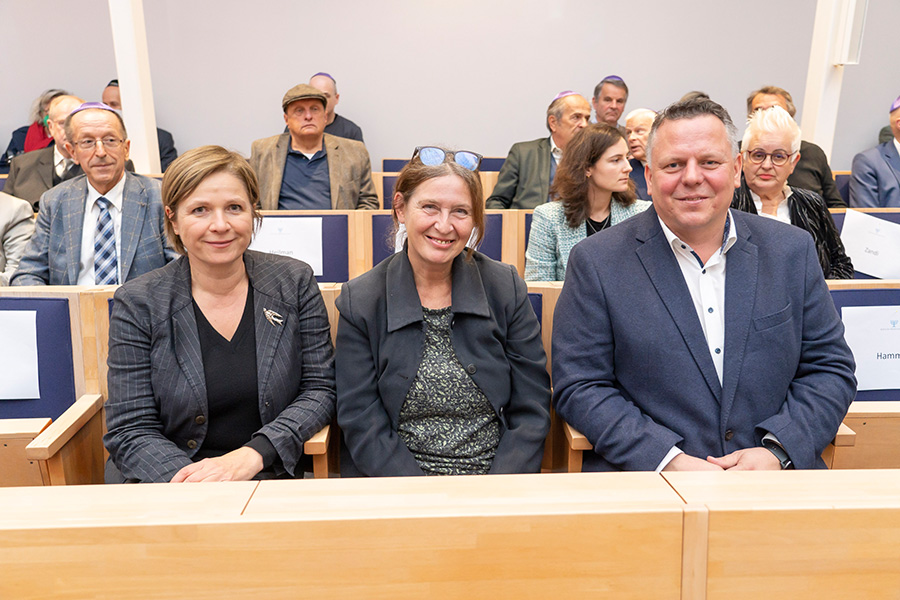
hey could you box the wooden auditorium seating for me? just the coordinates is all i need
[374,171,502,209]
[0,287,113,485]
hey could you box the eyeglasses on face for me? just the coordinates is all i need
[744,148,794,167]
[75,137,124,151]
[412,146,483,172]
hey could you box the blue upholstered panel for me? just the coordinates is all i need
[382,175,398,209]
[835,174,851,205]
[382,158,505,172]
[830,288,900,401]
[528,293,542,330]
[0,297,77,420]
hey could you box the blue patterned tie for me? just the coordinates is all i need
[94,197,118,285]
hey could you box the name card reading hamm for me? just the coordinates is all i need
[250,216,324,276]
[842,305,900,391]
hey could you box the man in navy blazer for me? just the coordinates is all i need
[11,103,174,286]
[553,98,856,472]
[850,95,900,208]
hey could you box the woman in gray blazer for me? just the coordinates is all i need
[525,124,650,281]
[335,147,551,477]
[104,146,335,483]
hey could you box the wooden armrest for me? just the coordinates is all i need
[24,394,103,460]
[833,422,856,447]
[303,424,331,456]
[563,421,592,451]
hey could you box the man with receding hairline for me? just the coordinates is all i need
[308,72,364,142]
[4,95,85,209]
[553,97,855,473]
[12,102,174,285]
[487,91,591,209]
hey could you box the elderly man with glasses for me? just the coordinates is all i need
[12,102,175,286]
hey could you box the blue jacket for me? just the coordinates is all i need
[850,140,900,207]
[552,207,856,471]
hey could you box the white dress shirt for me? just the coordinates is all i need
[750,184,792,224]
[77,174,126,285]
[654,212,738,470]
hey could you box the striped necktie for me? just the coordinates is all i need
[94,197,118,284]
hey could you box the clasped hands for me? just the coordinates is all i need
[664,447,782,471]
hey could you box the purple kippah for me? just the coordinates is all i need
[553,90,578,101]
[891,94,900,113]
[69,102,118,117]
[311,72,335,82]
[602,75,624,82]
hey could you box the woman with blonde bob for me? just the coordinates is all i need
[335,146,550,477]
[104,145,335,483]
[731,106,852,279]
[525,123,650,281]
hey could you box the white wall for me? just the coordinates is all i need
[1,0,896,171]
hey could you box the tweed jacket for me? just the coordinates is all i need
[524,198,651,281]
[731,177,853,279]
[250,132,378,210]
[850,141,900,208]
[103,251,336,483]
[552,207,856,471]
[486,137,553,209]
[10,172,175,286]
[335,249,551,477]
[3,146,68,208]
[0,193,34,285]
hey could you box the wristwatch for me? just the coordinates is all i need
[762,439,794,470]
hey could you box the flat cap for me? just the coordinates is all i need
[282,84,326,111]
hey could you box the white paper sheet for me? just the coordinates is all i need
[839,210,900,279]
[842,305,900,391]
[0,311,41,400]
[249,216,324,276]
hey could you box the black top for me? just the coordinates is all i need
[192,285,278,467]
[585,214,612,236]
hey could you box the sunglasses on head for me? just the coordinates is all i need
[412,146,483,172]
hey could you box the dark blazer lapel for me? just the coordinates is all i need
[720,221,758,426]
[247,255,288,402]
[881,142,900,189]
[63,179,87,283]
[325,134,342,209]
[118,173,147,281]
[170,261,207,412]
[37,147,54,191]
[538,137,551,202]
[634,213,723,401]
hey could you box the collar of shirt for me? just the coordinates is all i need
[658,211,737,268]
[550,136,562,164]
[749,183,792,224]
[893,137,900,158]
[85,173,126,213]
[288,141,326,162]
[53,145,69,176]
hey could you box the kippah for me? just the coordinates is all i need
[890,94,900,113]
[106,79,119,87]
[69,102,118,117]
[553,90,578,101]
[311,72,335,82]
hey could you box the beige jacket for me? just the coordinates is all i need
[250,132,378,210]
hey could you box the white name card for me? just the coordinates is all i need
[840,210,900,279]
[842,305,900,391]
[250,216,324,276]
[0,310,41,400]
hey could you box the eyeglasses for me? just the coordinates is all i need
[744,149,794,167]
[75,137,124,151]
[412,146,483,171]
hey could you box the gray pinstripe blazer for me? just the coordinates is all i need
[103,250,336,483]
[10,172,175,286]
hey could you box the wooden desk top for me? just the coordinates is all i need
[0,418,50,438]
[663,469,900,509]
[0,481,258,530]
[244,472,685,520]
